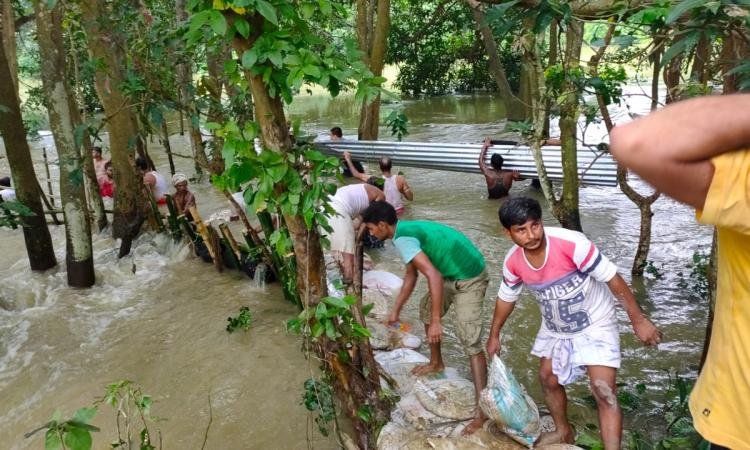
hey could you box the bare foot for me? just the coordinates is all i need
[411,362,444,376]
[460,416,487,436]
[535,427,575,446]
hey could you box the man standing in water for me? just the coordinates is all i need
[487,197,661,448]
[479,137,522,199]
[610,94,750,450]
[322,183,384,283]
[342,151,413,216]
[361,201,489,435]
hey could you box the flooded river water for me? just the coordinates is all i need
[0,87,710,448]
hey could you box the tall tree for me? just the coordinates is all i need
[356,0,389,140]
[176,0,210,175]
[80,0,145,244]
[0,22,57,271]
[34,0,95,287]
[1,0,17,93]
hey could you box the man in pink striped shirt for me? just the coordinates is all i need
[486,197,661,449]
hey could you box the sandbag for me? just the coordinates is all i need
[415,379,476,420]
[375,348,429,366]
[369,321,421,350]
[363,287,391,318]
[478,356,540,448]
[398,392,462,431]
[364,270,403,294]
[379,361,462,395]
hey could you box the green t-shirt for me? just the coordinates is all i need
[393,220,485,280]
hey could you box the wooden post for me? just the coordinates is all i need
[160,120,176,176]
[189,205,220,271]
[164,194,182,239]
[219,223,242,262]
[206,224,224,272]
[144,187,165,233]
[41,147,55,207]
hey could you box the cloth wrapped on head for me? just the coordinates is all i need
[172,173,188,186]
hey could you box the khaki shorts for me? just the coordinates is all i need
[419,269,489,356]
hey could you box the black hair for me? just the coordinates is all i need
[92,146,102,155]
[0,176,10,187]
[104,161,112,169]
[498,196,542,229]
[379,156,392,172]
[362,201,397,226]
[490,153,504,170]
[135,157,148,171]
[330,127,343,138]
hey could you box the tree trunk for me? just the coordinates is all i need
[205,44,228,173]
[0,28,57,271]
[1,0,17,94]
[176,0,210,174]
[557,19,583,231]
[690,33,710,85]
[80,0,145,243]
[699,229,718,371]
[34,0,95,287]
[590,23,660,276]
[356,0,390,140]
[721,28,750,94]
[232,17,387,446]
[466,0,527,120]
[663,50,682,103]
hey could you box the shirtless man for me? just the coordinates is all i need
[135,157,168,204]
[171,173,196,217]
[479,137,522,199]
[343,151,413,216]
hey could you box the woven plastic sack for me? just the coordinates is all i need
[478,355,540,447]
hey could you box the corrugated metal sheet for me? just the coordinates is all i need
[316,140,617,187]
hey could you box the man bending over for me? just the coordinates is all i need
[362,201,489,435]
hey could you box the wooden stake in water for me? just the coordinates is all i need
[42,147,55,207]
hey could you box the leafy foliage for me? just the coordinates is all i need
[0,200,36,229]
[25,408,99,450]
[677,251,710,300]
[226,306,253,332]
[286,295,373,342]
[385,110,409,141]
[98,380,160,450]
[301,378,336,436]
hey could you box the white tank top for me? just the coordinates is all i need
[383,175,403,212]
[332,184,370,217]
[150,171,168,200]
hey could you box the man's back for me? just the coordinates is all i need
[393,220,485,281]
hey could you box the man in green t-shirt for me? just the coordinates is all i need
[361,201,490,435]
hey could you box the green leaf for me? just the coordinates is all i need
[322,296,348,309]
[266,165,288,183]
[325,319,336,339]
[63,427,93,450]
[209,10,227,35]
[45,429,62,450]
[302,65,321,78]
[255,0,278,25]
[234,17,250,38]
[242,49,258,69]
[311,321,324,337]
[660,32,700,68]
[666,0,704,24]
[362,303,374,316]
[72,408,96,424]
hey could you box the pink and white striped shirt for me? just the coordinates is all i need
[497,227,619,337]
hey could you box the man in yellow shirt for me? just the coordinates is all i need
[610,94,750,449]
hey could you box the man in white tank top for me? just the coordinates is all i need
[136,157,168,204]
[322,183,384,283]
[343,151,413,216]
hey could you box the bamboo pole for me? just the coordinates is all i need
[41,147,55,207]
[190,205,220,270]
[160,120,176,176]
[206,224,224,272]
[143,186,165,233]
[219,223,242,263]
[164,194,182,239]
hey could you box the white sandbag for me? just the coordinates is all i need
[363,287,391,318]
[479,356,540,448]
[368,321,422,350]
[380,362,463,395]
[375,348,429,366]
[364,270,403,294]
[415,379,476,420]
[397,392,461,432]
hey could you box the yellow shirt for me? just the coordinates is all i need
[691,149,750,449]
